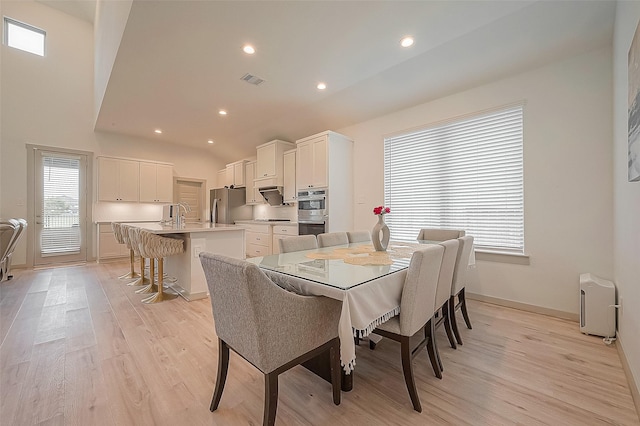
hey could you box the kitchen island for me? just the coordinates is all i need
[121,222,245,300]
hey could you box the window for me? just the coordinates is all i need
[4,17,45,56]
[384,105,524,253]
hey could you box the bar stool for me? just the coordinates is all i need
[137,230,184,304]
[125,226,150,286]
[112,222,140,280]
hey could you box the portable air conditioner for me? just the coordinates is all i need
[579,273,616,337]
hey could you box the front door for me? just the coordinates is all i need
[34,149,88,265]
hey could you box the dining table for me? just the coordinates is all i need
[246,240,447,390]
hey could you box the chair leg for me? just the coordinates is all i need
[460,288,473,329]
[264,372,279,426]
[425,320,442,379]
[135,257,158,294]
[330,339,341,405]
[400,336,422,412]
[128,257,149,286]
[142,259,177,304]
[443,302,457,349]
[210,339,229,412]
[450,296,463,345]
[119,248,140,279]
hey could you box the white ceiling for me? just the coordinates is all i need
[84,0,615,163]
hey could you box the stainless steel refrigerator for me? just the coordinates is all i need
[210,188,252,224]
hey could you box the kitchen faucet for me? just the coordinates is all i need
[175,202,192,226]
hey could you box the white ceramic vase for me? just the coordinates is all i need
[372,214,390,251]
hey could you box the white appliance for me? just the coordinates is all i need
[579,273,615,337]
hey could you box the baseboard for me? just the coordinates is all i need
[617,333,640,420]
[466,292,579,322]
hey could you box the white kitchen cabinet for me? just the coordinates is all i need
[295,135,328,189]
[295,131,354,232]
[226,160,247,187]
[217,169,229,188]
[98,157,139,202]
[97,223,128,260]
[244,223,272,257]
[272,224,299,254]
[139,162,173,203]
[283,149,296,203]
[255,139,295,184]
[245,161,262,205]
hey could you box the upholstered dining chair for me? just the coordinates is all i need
[199,253,342,426]
[0,219,20,282]
[113,222,139,280]
[317,232,349,248]
[370,245,444,412]
[449,236,475,345]
[427,239,460,377]
[346,230,371,243]
[417,228,465,241]
[278,235,318,253]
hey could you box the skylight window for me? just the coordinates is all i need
[4,17,45,56]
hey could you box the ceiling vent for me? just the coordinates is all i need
[240,73,266,86]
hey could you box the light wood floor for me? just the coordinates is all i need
[1,261,638,425]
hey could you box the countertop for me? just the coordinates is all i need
[120,222,246,234]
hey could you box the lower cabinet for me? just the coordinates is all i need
[97,223,128,261]
[245,223,272,257]
[272,224,299,254]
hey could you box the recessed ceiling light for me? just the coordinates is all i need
[243,45,255,54]
[317,82,327,90]
[400,36,414,48]
[208,140,214,144]
[219,110,227,116]
[154,129,162,134]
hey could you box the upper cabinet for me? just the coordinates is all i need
[255,139,295,185]
[139,162,173,203]
[283,149,296,203]
[296,136,328,189]
[226,160,247,187]
[245,161,262,205]
[98,157,139,202]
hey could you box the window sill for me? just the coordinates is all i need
[475,249,530,265]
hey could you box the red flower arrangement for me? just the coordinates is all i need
[373,205,391,215]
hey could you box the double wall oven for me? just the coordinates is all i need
[297,188,328,236]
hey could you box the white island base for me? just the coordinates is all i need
[165,228,245,300]
[121,222,245,301]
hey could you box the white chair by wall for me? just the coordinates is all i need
[278,235,318,253]
[417,228,465,241]
[317,232,349,248]
[449,236,475,345]
[346,230,371,243]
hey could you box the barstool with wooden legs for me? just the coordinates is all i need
[125,226,150,287]
[112,222,140,280]
[138,230,184,304]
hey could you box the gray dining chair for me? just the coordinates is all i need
[0,218,27,281]
[449,236,475,345]
[317,232,349,248]
[417,228,465,241]
[278,235,318,253]
[369,245,444,412]
[199,253,343,426]
[346,230,371,243]
[0,219,20,282]
[427,239,459,376]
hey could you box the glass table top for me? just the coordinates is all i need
[247,241,436,290]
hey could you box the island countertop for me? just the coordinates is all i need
[120,222,245,234]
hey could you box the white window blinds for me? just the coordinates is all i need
[384,105,524,253]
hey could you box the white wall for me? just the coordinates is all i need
[339,45,613,316]
[0,1,225,264]
[613,1,640,398]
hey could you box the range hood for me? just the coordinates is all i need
[258,186,284,206]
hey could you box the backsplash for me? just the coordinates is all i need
[93,202,163,223]
[253,204,297,221]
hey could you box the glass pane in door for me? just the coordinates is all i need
[35,151,87,265]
